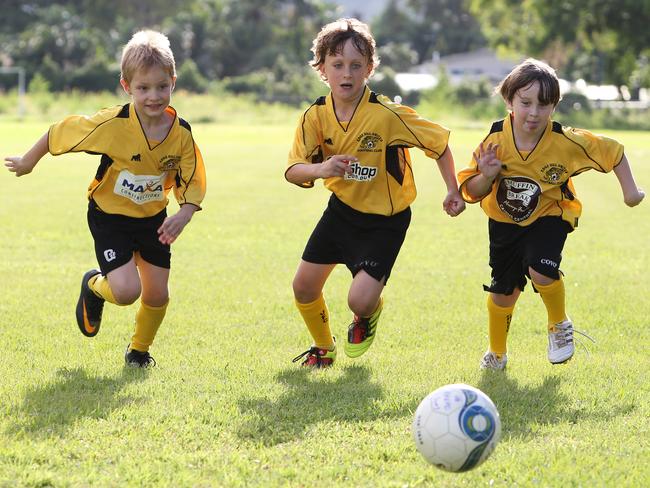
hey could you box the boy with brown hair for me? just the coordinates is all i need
[287,18,465,368]
[458,58,644,370]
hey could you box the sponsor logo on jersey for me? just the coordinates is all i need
[131,154,141,162]
[357,132,382,152]
[324,138,334,145]
[344,162,378,182]
[496,176,541,222]
[540,163,568,185]
[159,155,181,171]
[114,170,166,204]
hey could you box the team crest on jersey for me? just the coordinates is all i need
[540,163,568,185]
[496,176,541,222]
[344,162,378,182]
[159,155,181,171]
[114,170,166,204]
[357,132,382,152]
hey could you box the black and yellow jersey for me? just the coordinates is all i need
[286,86,449,216]
[458,115,623,228]
[48,103,206,218]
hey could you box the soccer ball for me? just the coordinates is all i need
[412,383,501,472]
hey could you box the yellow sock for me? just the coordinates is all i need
[534,278,567,330]
[88,274,119,305]
[295,294,335,350]
[487,295,514,357]
[130,300,168,352]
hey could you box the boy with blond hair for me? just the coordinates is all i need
[5,30,206,367]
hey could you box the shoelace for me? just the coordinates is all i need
[551,324,596,355]
[481,352,504,369]
[129,351,156,367]
[574,328,596,356]
[86,293,104,320]
[292,347,321,363]
[349,316,371,340]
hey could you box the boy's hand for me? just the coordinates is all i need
[157,204,198,245]
[473,142,502,181]
[318,155,356,179]
[443,189,466,217]
[624,188,645,207]
[4,156,37,177]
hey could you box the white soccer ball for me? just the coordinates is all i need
[412,383,501,472]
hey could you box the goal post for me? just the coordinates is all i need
[0,66,26,118]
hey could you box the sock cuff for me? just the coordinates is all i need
[533,278,563,293]
[140,299,169,311]
[487,294,514,314]
[295,294,324,312]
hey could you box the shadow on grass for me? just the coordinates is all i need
[6,366,149,437]
[237,364,404,446]
[477,371,636,439]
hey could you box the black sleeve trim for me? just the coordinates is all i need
[117,104,130,118]
[179,117,192,131]
[488,120,504,134]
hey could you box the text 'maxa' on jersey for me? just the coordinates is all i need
[48,103,206,218]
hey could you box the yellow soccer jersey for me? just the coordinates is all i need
[286,86,449,216]
[48,103,206,218]
[458,115,623,228]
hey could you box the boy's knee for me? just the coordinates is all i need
[348,296,376,318]
[292,277,319,304]
[528,265,557,286]
[112,285,141,305]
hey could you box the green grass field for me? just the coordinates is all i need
[1,119,649,487]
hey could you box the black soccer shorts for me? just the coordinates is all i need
[302,194,411,284]
[483,216,572,295]
[87,201,171,274]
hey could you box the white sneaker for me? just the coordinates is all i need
[479,351,508,370]
[548,318,574,364]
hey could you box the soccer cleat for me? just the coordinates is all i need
[547,318,575,364]
[292,339,337,368]
[344,297,383,358]
[75,269,104,337]
[124,345,157,368]
[479,351,508,371]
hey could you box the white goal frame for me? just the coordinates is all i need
[0,66,26,118]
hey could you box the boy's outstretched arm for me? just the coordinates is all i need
[4,132,49,177]
[614,154,645,207]
[436,147,465,217]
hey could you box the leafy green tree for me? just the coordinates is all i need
[372,0,485,66]
[470,0,650,94]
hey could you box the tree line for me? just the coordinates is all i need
[1,0,648,104]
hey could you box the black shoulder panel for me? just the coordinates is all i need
[369,91,380,103]
[488,120,504,134]
[117,104,130,118]
[179,117,192,131]
[552,121,563,134]
[315,96,326,106]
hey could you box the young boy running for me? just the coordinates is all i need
[5,30,206,367]
[287,18,465,368]
[458,58,644,370]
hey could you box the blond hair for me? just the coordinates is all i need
[310,18,379,81]
[120,30,176,83]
